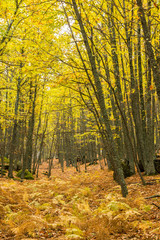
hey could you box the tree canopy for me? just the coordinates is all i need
[0,0,160,197]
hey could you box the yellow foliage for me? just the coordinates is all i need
[12,221,37,237]
[107,201,131,212]
[79,187,91,197]
[150,227,160,234]
[0,165,159,239]
[138,221,154,232]
[37,202,51,210]
[23,192,29,202]
[66,226,84,239]
[59,214,80,227]
[76,200,91,214]
[0,204,6,219]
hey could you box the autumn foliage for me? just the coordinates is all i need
[0,0,160,238]
[0,162,160,240]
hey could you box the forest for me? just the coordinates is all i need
[0,0,160,239]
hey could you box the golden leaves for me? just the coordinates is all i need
[0,163,160,239]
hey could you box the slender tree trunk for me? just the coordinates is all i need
[8,76,21,178]
[33,93,44,174]
[24,84,37,173]
[36,113,49,178]
[136,0,160,99]
[48,133,55,178]
[71,0,128,197]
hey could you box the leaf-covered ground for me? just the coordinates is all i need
[0,161,160,240]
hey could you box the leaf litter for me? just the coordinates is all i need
[0,160,159,240]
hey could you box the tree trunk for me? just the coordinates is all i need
[71,0,128,197]
[24,83,37,173]
[136,0,160,99]
[8,76,21,178]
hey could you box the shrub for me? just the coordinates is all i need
[16,169,34,180]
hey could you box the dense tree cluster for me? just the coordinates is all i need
[0,0,160,197]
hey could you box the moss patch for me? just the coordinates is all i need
[16,170,34,180]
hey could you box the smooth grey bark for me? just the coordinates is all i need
[62,110,71,167]
[155,102,160,151]
[48,132,55,178]
[69,102,76,167]
[93,6,135,174]
[144,0,156,174]
[78,82,114,171]
[79,108,87,171]
[136,0,160,99]
[59,138,64,172]
[102,148,109,168]
[0,89,6,177]
[36,113,49,178]
[33,89,44,174]
[93,9,146,184]
[71,0,128,197]
[0,124,4,177]
[8,75,21,178]
[21,84,37,178]
[137,23,146,137]
[122,0,150,174]
[19,118,25,170]
[104,49,135,173]
[118,38,137,173]
[97,142,104,170]
[56,113,64,172]
[62,109,72,168]
[102,54,124,158]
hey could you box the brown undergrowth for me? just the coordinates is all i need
[0,160,159,240]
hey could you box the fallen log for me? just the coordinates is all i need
[144,194,160,199]
[152,203,160,209]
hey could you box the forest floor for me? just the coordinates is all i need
[0,160,160,240]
